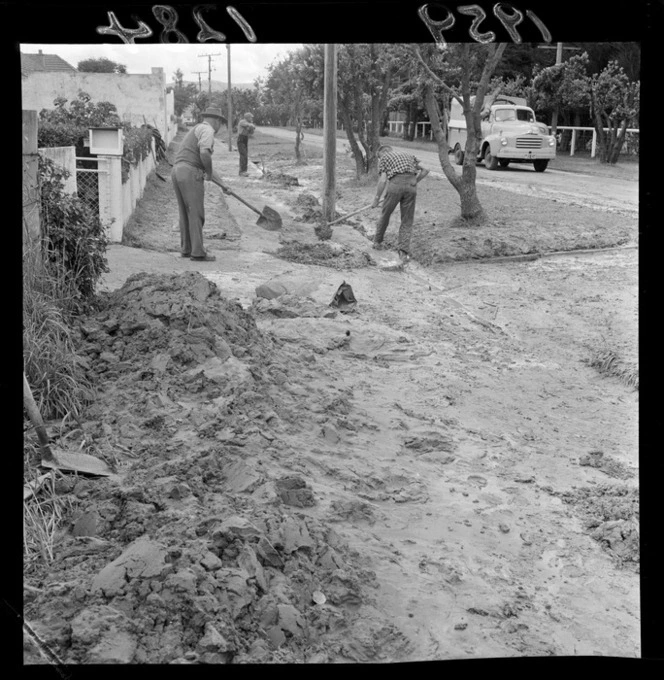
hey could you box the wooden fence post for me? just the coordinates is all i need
[22,110,41,258]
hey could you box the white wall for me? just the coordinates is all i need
[38,146,77,194]
[22,68,171,144]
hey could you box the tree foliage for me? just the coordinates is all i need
[531,53,639,163]
[77,57,127,74]
[38,92,121,149]
[336,43,405,178]
[172,69,198,118]
[261,46,324,161]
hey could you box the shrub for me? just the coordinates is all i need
[38,154,109,301]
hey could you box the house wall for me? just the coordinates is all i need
[21,68,174,144]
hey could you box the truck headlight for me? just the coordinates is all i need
[548,137,555,146]
[500,137,507,146]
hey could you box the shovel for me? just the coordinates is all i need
[211,178,282,231]
[23,372,114,477]
[327,203,377,227]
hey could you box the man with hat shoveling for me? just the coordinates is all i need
[172,107,230,262]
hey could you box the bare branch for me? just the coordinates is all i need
[411,45,463,106]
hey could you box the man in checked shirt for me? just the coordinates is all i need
[371,145,429,263]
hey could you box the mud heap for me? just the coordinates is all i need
[24,273,410,664]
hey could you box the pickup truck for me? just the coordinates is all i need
[447,96,556,172]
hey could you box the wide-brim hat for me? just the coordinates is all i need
[202,107,225,120]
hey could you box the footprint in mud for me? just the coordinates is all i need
[467,475,488,489]
[402,432,457,455]
[355,473,429,504]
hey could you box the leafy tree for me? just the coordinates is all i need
[531,53,591,132]
[261,46,323,162]
[337,43,404,178]
[589,60,639,163]
[532,53,639,163]
[211,87,261,130]
[77,57,127,74]
[413,42,507,221]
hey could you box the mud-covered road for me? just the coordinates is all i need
[23,131,639,664]
[264,126,638,216]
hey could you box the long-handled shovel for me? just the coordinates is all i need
[326,203,379,227]
[211,177,282,231]
[23,372,114,477]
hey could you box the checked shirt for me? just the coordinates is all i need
[378,151,420,179]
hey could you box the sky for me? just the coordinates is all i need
[20,44,303,85]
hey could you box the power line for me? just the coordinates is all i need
[192,71,206,93]
[198,52,223,96]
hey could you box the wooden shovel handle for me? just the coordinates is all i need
[210,178,263,217]
[327,204,376,227]
[23,372,55,462]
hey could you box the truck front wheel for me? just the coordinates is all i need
[454,144,465,165]
[484,148,498,170]
[533,160,549,172]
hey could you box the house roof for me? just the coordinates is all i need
[21,51,76,77]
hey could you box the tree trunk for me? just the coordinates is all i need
[608,118,629,164]
[424,85,486,221]
[294,119,303,164]
[340,106,366,179]
[408,101,417,141]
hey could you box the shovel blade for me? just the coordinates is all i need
[256,206,282,231]
[41,450,114,477]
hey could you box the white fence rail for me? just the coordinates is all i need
[387,120,639,157]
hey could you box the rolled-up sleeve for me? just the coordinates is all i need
[196,125,215,153]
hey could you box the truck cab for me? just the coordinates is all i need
[448,96,556,172]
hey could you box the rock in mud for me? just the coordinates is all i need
[591,518,639,563]
[275,476,316,507]
[223,459,265,494]
[279,516,315,554]
[197,621,232,654]
[91,536,169,597]
[70,604,137,663]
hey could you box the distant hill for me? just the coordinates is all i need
[171,79,255,92]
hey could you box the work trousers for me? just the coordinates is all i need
[171,163,207,258]
[374,173,417,253]
[237,135,249,173]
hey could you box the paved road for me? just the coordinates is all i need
[261,127,638,216]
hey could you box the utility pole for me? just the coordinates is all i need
[537,42,583,137]
[198,52,223,96]
[192,71,206,93]
[322,43,337,227]
[227,44,233,152]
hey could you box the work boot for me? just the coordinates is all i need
[190,254,216,262]
[398,249,410,264]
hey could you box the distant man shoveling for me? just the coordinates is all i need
[172,107,230,262]
[237,112,256,176]
[371,145,429,264]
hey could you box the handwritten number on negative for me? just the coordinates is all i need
[417,2,552,45]
[96,11,154,44]
[458,5,496,44]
